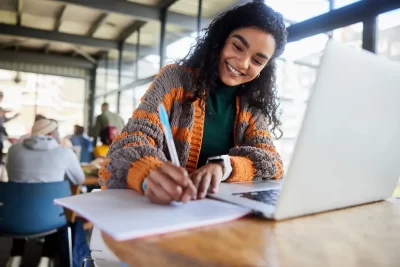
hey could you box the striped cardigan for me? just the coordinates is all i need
[99,64,283,193]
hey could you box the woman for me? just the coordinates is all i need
[99,1,287,204]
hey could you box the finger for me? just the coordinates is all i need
[209,174,220,193]
[191,172,202,191]
[198,173,212,199]
[146,189,166,205]
[149,169,183,201]
[159,162,189,187]
[146,178,173,204]
[181,180,198,202]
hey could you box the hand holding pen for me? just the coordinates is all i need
[144,104,197,205]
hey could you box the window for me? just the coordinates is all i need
[120,90,134,124]
[0,70,85,141]
[378,9,400,61]
[265,0,329,24]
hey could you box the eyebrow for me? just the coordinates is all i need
[232,34,269,60]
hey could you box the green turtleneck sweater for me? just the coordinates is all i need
[197,83,238,168]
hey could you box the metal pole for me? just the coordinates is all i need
[159,9,167,69]
[117,41,123,113]
[135,28,140,81]
[362,16,377,53]
[88,66,97,135]
[197,0,203,35]
[134,28,141,108]
[104,52,108,103]
[34,74,38,117]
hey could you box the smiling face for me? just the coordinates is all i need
[218,27,277,86]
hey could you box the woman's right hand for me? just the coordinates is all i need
[144,162,197,204]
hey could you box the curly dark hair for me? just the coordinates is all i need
[177,1,287,138]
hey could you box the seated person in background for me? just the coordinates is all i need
[93,126,119,159]
[70,125,93,163]
[5,118,85,267]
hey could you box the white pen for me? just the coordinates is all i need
[158,104,180,166]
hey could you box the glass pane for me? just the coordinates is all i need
[105,93,118,114]
[120,90,134,123]
[0,71,85,143]
[333,23,363,49]
[334,0,361,9]
[265,0,329,23]
[135,21,161,79]
[377,9,400,61]
[133,82,152,109]
[121,50,136,87]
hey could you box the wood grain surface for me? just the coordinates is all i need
[103,200,400,267]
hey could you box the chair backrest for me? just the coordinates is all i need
[0,180,71,236]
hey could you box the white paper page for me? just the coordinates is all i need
[55,189,251,241]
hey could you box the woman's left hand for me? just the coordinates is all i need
[190,163,224,199]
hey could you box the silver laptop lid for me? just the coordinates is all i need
[274,41,400,220]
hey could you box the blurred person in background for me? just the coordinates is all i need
[70,125,93,163]
[5,118,85,267]
[93,126,119,159]
[0,91,19,164]
[91,102,124,146]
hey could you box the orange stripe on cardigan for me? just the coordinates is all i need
[127,156,163,194]
[272,159,283,179]
[246,130,271,140]
[254,143,277,153]
[113,131,155,147]
[132,109,162,129]
[99,158,111,190]
[233,97,240,146]
[226,156,256,182]
[123,141,144,148]
[238,111,252,124]
[171,126,190,142]
[163,87,185,112]
[186,98,205,173]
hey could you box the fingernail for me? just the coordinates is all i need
[211,188,216,193]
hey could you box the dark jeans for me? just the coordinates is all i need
[10,233,59,258]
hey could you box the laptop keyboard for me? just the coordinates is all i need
[233,189,280,206]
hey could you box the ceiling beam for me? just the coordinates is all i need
[118,20,146,41]
[87,13,108,37]
[287,0,400,42]
[156,0,179,9]
[54,5,67,31]
[0,49,94,69]
[0,23,150,52]
[56,0,209,32]
[72,46,96,63]
[1,39,26,49]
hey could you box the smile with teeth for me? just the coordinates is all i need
[227,62,243,76]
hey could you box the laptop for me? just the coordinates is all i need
[209,41,400,220]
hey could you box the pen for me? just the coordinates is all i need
[158,104,180,166]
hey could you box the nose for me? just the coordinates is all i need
[236,55,251,71]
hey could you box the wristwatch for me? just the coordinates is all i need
[206,155,232,181]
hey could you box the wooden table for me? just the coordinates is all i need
[103,200,400,267]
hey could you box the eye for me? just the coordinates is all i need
[233,43,243,52]
[252,58,263,65]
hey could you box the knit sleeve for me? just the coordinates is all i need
[227,109,283,182]
[99,64,184,193]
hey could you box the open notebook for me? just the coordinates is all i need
[55,189,250,241]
